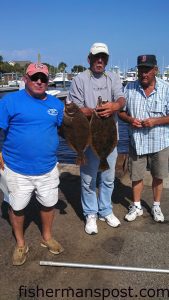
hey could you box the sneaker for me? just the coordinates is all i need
[99,212,121,227]
[151,205,164,222]
[41,238,64,254]
[125,205,143,222]
[85,214,98,235]
[12,245,29,266]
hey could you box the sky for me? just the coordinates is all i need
[1,0,169,73]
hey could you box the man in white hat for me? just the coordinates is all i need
[67,42,125,235]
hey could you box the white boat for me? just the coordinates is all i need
[110,66,125,84]
[8,80,21,87]
[125,71,137,82]
[162,66,169,81]
[46,89,61,96]
[52,72,71,87]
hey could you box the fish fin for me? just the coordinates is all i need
[98,159,110,171]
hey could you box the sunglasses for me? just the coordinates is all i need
[28,73,48,83]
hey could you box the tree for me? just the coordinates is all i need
[58,62,67,73]
[43,62,57,76]
[0,55,3,62]
[71,65,86,73]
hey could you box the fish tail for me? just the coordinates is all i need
[98,159,110,171]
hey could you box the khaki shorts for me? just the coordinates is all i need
[129,146,169,181]
[2,164,60,211]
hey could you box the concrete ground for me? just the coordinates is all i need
[1,158,169,300]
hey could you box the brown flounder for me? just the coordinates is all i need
[61,102,90,165]
[90,100,117,171]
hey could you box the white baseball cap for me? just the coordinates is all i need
[89,43,109,56]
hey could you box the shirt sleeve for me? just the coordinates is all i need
[0,129,5,151]
[66,76,85,107]
[166,86,169,115]
[0,98,10,130]
[120,83,130,112]
[110,73,125,101]
[57,100,64,127]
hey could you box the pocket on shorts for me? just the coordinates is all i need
[0,166,9,201]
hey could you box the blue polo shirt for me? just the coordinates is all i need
[0,89,64,175]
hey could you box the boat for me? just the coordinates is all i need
[46,89,61,96]
[110,66,125,85]
[162,66,169,81]
[125,71,137,82]
[122,70,137,86]
[8,80,21,87]
[51,72,71,88]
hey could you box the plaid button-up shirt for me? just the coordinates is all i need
[124,78,169,155]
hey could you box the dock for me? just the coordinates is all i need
[0,86,19,92]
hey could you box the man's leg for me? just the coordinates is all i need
[152,177,163,202]
[9,207,29,266]
[150,148,169,222]
[37,165,64,253]
[80,147,100,235]
[9,207,25,247]
[97,148,120,228]
[40,205,55,241]
[40,205,64,254]
[4,166,33,265]
[125,180,144,222]
[98,147,117,217]
[151,177,164,222]
[132,179,144,203]
[125,148,146,222]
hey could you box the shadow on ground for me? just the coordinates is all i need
[59,172,83,220]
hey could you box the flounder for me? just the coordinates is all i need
[90,99,117,171]
[61,102,90,165]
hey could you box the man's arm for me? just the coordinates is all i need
[141,115,169,127]
[118,111,143,128]
[118,111,133,124]
[118,110,169,128]
[0,129,5,170]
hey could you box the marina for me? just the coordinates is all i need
[1,65,169,95]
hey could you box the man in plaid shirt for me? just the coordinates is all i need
[119,54,169,222]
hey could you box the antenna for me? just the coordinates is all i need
[38,53,41,63]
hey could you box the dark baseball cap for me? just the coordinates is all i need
[137,55,157,67]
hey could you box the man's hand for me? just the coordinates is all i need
[80,107,94,118]
[0,152,4,170]
[96,102,119,118]
[130,118,143,128]
[141,118,157,128]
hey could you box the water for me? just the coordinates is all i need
[0,91,129,164]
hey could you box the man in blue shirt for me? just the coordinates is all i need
[119,55,169,223]
[0,63,64,265]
